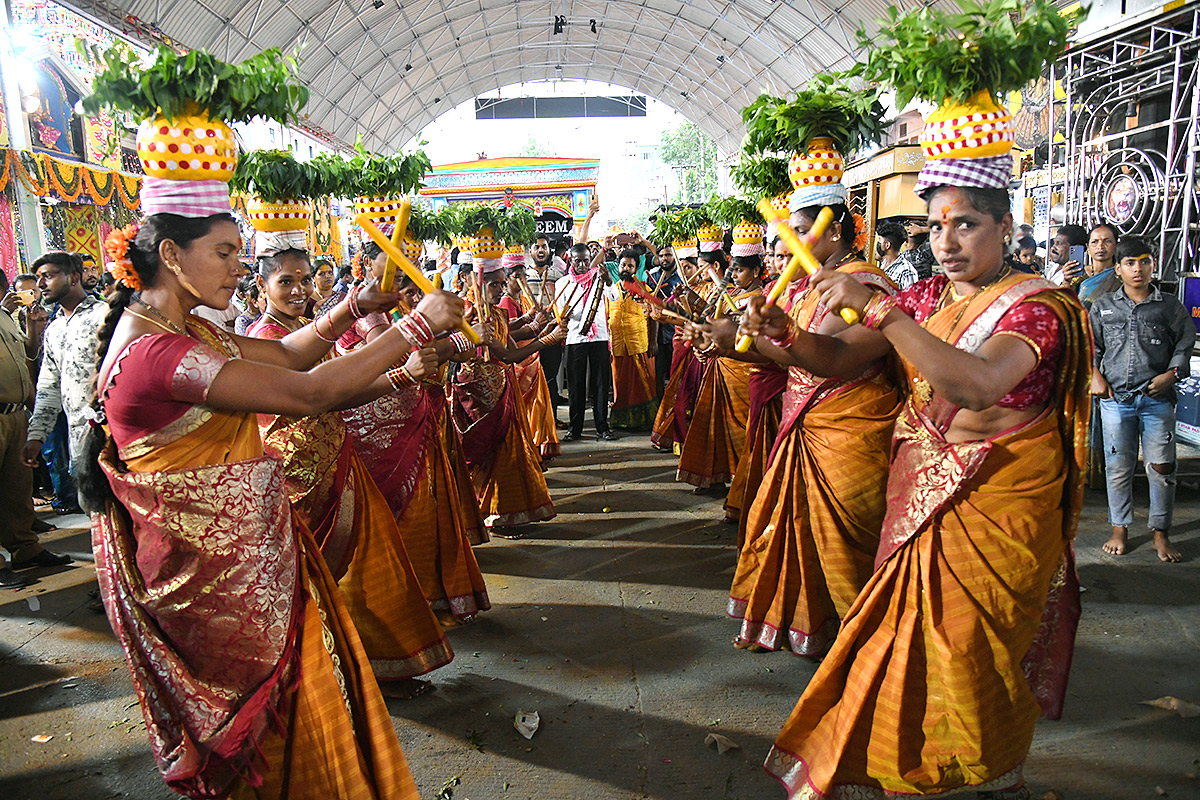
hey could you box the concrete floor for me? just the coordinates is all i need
[1,433,1198,800]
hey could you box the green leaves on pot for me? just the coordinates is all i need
[704,196,764,229]
[453,204,538,245]
[232,149,335,202]
[852,0,1087,109]
[731,157,791,201]
[741,74,887,158]
[653,211,691,245]
[79,43,308,124]
[347,139,433,197]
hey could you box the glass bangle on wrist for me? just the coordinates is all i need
[859,291,898,331]
[347,286,365,319]
[313,312,337,343]
[768,317,797,349]
[386,365,416,391]
[395,310,435,348]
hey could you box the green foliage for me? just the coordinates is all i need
[853,0,1086,109]
[347,137,432,197]
[704,196,764,229]
[653,210,692,245]
[741,73,887,158]
[517,135,558,158]
[80,43,308,124]
[405,205,445,244]
[454,204,538,245]
[730,157,791,200]
[659,122,719,204]
[232,149,340,202]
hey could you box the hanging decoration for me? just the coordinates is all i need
[0,147,141,208]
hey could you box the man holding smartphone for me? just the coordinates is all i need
[1045,224,1088,286]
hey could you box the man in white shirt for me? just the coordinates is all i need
[554,243,618,441]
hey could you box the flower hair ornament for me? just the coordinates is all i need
[104,223,142,291]
[852,212,868,254]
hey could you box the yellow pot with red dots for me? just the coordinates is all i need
[921,90,1014,160]
[136,111,237,181]
[671,238,695,252]
[471,227,504,259]
[400,236,424,261]
[769,193,790,214]
[245,197,311,232]
[354,195,402,221]
[732,220,766,246]
[696,223,724,250]
[788,136,844,189]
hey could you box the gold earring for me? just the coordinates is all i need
[832,235,840,242]
[165,261,182,276]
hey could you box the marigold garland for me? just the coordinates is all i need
[47,157,84,202]
[104,223,142,291]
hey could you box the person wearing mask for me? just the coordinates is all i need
[875,220,917,289]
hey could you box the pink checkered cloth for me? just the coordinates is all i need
[141,178,233,218]
[915,154,1013,194]
[731,242,765,257]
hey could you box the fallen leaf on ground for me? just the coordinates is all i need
[30,734,53,743]
[1140,696,1200,718]
[514,710,539,739]
[705,733,740,754]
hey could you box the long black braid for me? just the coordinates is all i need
[76,213,232,513]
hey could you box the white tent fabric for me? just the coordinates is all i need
[91,0,940,151]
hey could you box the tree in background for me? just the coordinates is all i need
[518,135,558,158]
[660,122,718,204]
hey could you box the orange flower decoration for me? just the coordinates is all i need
[852,212,868,254]
[104,223,142,291]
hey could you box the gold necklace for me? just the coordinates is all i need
[127,303,189,337]
[264,310,303,332]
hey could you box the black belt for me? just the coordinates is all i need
[0,402,23,414]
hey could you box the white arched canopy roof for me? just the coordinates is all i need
[95,0,941,152]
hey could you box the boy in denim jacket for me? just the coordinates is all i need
[1090,237,1194,562]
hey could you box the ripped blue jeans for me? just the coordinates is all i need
[1099,395,1176,530]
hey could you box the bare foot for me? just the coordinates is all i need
[379,678,436,700]
[1152,530,1183,562]
[1102,526,1128,555]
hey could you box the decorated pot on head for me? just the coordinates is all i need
[470,226,504,263]
[731,220,766,257]
[400,234,424,263]
[246,196,312,259]
[354,195,402,222]
[672,237,698,260]
[769,193,791,215]
[696,222,725,254]
[501,244,526,271]
[788,136,844,193]
[136,107,237,183]
[915,90,1016,194]
[246,197,312,233]
[790,136,849,214]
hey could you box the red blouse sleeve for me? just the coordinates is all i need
[895,275,947,323]
[498,296,521,320]
[103,333,230,447]
[992,299,1063,410]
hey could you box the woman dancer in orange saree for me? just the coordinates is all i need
[499,260,561,459]
[247,246,456,675]
[82,210,465,799]
[451,264,561,534]
[721,205,899,656]
[677,252,760,491]
[343,273,491,625]
[743,180,1088,799]
[650,259,708,451]
[723,239,790,531]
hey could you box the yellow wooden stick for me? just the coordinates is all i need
[380,198,411,293]
[356,212,480,344]
[736,202,855,353]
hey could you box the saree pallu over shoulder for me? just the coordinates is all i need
[93,446,302,798]
[650,339,694,449]
[764,277,1091,799]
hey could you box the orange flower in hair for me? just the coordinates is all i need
[104,223,142,291]
[852,212,868,254]
[351,251,364,281]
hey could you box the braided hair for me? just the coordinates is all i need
[76,212,233,513]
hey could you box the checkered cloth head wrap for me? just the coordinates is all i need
[501,251,526,269]
[255,229,309,259]
[456,248,475,266]
[790,182,848,212]
[730,242,765,257]
[141,178,233,218]
[376,222,396,238]
[675,246,699,259]
[915,154,1014,194]
[474,256,503,272]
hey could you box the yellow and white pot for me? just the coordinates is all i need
[136,111,237,182]
[921,90,1014,160]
